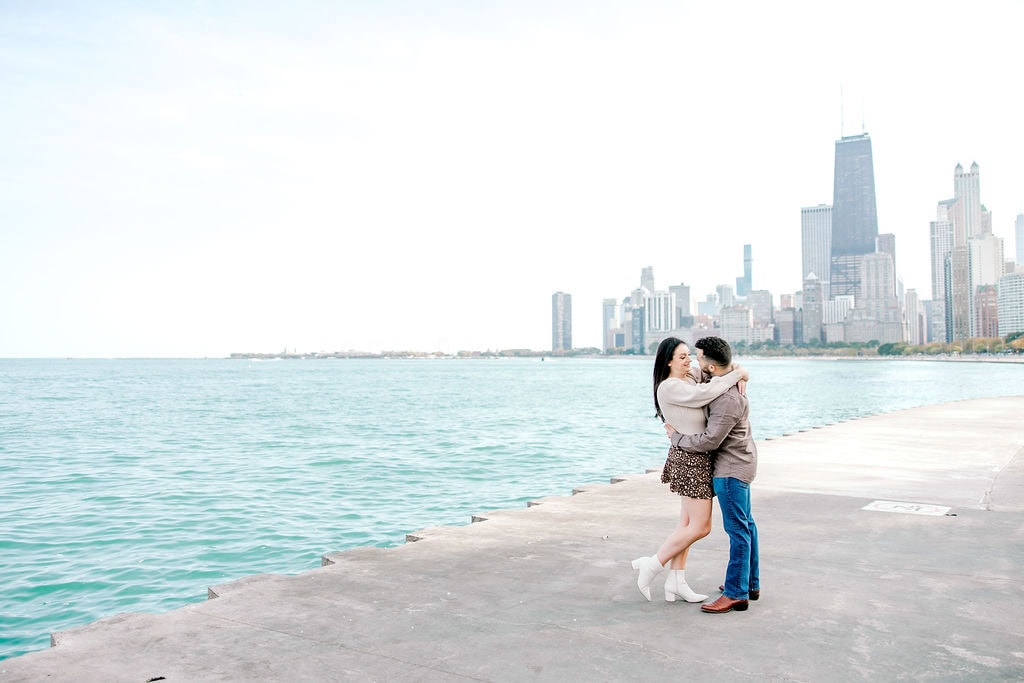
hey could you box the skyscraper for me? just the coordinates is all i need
[774,307,801,345]
[830,133,879,298]
[629,289,646,354]
[801,204,832,300]
[974,285,999,338]
[954,162,982,240]
[876,233,896,271]
[551,292,572,351]
[998,273,1024,336]
[640,266,655,293]
[969,232,1006,337]
[716,284,735,308]
[602,298,620,352]
[970,233,1005,289]
[643,290,677,332]
[939,162,1004,340]
[904,288,925,345]
[930,199,956,301]
[801,273,824,343]
[719,305,753,345]
[924,299,946,343]
[855,251,901,343]
[747,290,773,323]
[945,247,971,343]
[668,283,691,323]
[1016,213,1024,266]
[735,244,752,297]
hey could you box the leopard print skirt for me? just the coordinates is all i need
[660,445,714,499]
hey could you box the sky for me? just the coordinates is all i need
[2,1,1022,357]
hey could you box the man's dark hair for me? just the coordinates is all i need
[695,336,732,368]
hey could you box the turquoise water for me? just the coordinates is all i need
[1,357,1022,660]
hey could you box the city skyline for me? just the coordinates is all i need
[2,1,1023,357]
[600,148,1022,354]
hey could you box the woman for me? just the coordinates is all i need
[631,336,748,602]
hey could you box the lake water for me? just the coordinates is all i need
[1,356,1022,660]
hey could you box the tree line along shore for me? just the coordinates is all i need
[230,332,1024,360]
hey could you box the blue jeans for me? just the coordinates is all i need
[713,477,759,600]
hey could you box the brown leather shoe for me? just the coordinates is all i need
[702,594,749,613]
[719,585,759,600]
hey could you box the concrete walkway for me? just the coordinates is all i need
[3,396,1023,681]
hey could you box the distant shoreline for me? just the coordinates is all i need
[222,351,1024,364]
[737,354,1024,364]
[3,353,1021,363]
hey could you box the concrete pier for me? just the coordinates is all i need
[2,396,1023,681]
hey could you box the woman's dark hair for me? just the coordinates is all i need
[653,337,685,422]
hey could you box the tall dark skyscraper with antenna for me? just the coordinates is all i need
[830,133,879,298]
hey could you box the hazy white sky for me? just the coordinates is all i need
[2,1,1022,357]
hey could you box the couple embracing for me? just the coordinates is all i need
[631,335,760,614]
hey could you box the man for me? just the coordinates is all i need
[666,336,759,614]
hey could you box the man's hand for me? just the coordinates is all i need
[664,423,678,439]
[738,379,748,395]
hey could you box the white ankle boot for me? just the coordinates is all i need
[664,569,708,603]
[630,555,666,601]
